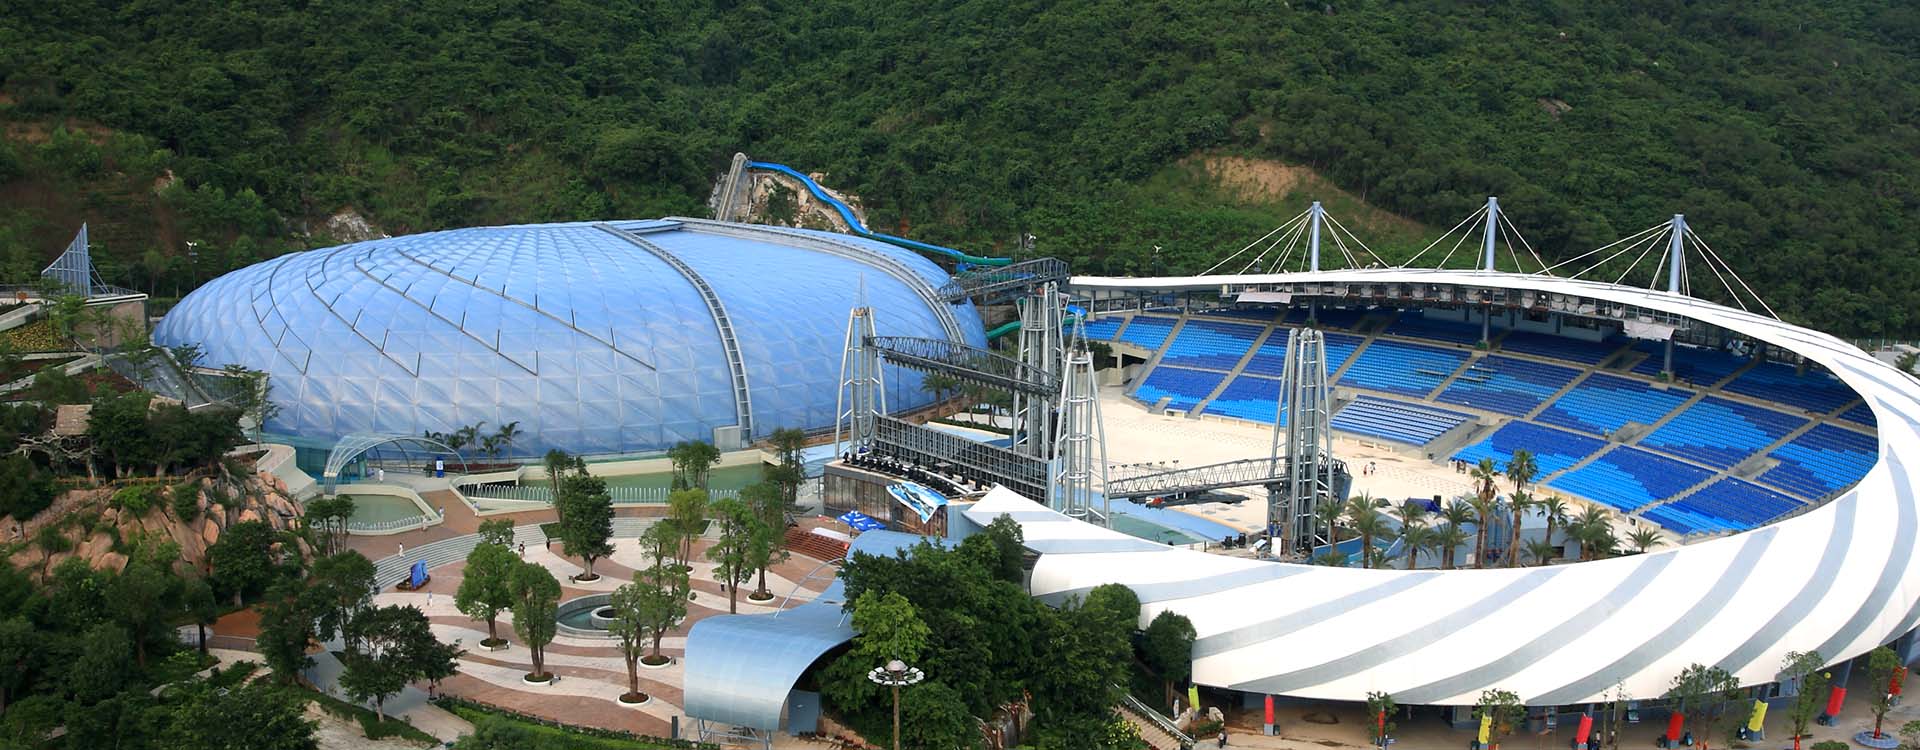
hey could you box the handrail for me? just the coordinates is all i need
[1118,689,1194,748]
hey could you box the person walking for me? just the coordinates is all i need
[398,541,405,558]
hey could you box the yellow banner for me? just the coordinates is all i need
[1188,684,1200,714]
[1479,714,1492,744]
[1748,700,1768,732]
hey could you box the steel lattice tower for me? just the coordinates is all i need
[1050,347,1109,526]
[833,304,886,457]
[1012,282,1065,458]
[1272,327,1336,553]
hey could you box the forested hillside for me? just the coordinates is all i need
[2,0,1917,335]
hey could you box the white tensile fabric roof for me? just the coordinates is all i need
[956,268,1920,706]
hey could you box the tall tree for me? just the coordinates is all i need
[455,542,518,648]
[255,579,318,684]
[668,488,708,571]
[208,519,282,605]
[1314,496,1344,555]
[741,482,788,600]
[1778,650,1828,750]
[606,583,654,703]
[308,551,376,653]
[668,440,721,491]
[182,575,220,656]
[476,518,515,547]
[341,604,461,721]
[1346,494,1387,569]
[554,472,614,581]
[1504,489,1533,569]
[767,427,809,507]
[637,554,689,666]
[0,618,36,713]
[109,554,181,667]
[1474,688,1524,750]
[1537,495,1570,560]
[1867,645,1901,740]
[1470,459,1502,568]
[508,562,560,682]
[706,497,760,614]
[1141,610,1196,712]
[1665,663,1747,750]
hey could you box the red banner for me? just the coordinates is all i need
[1264,695,1274,725]
[1892,666,1908,696]
[1576,714,1594,745]
[1827,686,1848,717]
[1666,711,1685,742]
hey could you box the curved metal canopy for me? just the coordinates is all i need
[321,433,467,492]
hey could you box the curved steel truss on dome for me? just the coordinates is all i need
[321,433,468,493]
[1048,264,1920,707]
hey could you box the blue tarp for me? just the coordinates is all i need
[838,511,886,532]
[409,559,428,588]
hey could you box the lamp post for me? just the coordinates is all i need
[868,659,925,750]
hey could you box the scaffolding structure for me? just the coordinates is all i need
[1012,282,1065,458]
[1049,347,1108,525]
[833,304,885,458]
[1274,328,1339,553]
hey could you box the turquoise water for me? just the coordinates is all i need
[338,494,424,524]
[1110,514,1209,545]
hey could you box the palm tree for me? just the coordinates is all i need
[480,434,502,459]
[1570,506,1615,561]
[1314,496,1345,554]
[1469,459,1502,568]
[1346,494,1386,569]
[1537,495,1571,561]
[1628,528,1665,554]
[1525,538,1559,566]
[1504,489,1533,569]
[494,421,522,457]
[1505,450,1539,494]
[1433,523,1469,570]
[1400,523,1435,570]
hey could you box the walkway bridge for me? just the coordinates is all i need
[938,257,1070,303]
[1106,455,1350,501]
[868,336,1057,396]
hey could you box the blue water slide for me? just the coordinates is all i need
[745,161,1012,267]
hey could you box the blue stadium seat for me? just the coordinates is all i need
[1080,316,1125,341]
[1436,356,1581,416]
[1547,446,1714,513]
[1244,331,1361,378]
[1339,340,1470,397]
[1535,374,1693,436]
[1638,396,1806,469]
[1204,375,1284,425]
[1642,478,1804,535]
[1200,307,1283,323]
[1722,361,1856,414]
[1383,314,1483,345]
[1332,396,1471,446]
[1305,307,1367,330]
[1160,319,1264,370]
[1452,421,1606,476]
[1498,330,1622,365]
[1757,424,1877,499]
[1631,341,1749,384]
[1130,366,1227,412]
[1837,401,1876,428]
[1118,316,1178,350]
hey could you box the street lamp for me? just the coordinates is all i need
[868,659,925,750]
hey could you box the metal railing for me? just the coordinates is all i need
[459,483,739,505]
[868,335,1058,395]
[1118,690,1194,749]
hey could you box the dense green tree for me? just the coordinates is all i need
[508,561,560,682]
[164,681,318,750]
[667,440,720,491]
[668,488,708,570]
[0,617,36,712]
[740,482,786,600]
[901,681,979,750]
[340,604,460,721]
[0,454,55,521]
[455,542,518,648]
[108,554,181,667]
[301,496,355,556]
[181,575,220,656]
[1474,689,1525,750]
[308,551,376,652]
[67,623,135,704]
[766,427,809,508]
[1666,663,1748,750]
[706,496,760,614]
[1142,610,1196,711]
[255,579,317,684]
[606,582,655,703]
[554,472,614,581]
[1867,645,1902,740]
[960,513,1027,585]
[476,517,515,547]
[1779,650,1828,750]
[208,519,282,605]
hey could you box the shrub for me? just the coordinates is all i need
[112,484,160,515]
[171,482,201,522]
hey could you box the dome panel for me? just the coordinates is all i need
[152,219,985,456]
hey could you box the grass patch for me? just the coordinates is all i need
[307,687,440,745]
[436,696,715,749]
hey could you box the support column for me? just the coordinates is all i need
[1308,201,1324,273]
[834,305,885,457]
[1482,196,1500,271]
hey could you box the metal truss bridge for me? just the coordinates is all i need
[938,257,1070,303]
[1105,455,1350,501]
[868,336,1058,396]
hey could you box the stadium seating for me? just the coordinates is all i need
[1204,375,1284,424]
[1118,316,1178,350]
[1641,478,1804,535]
[1535,374,1693,436]
[1200,307,1283,323]
[1435,356,1582,415]
[1339,340,1470,397]
[1160,319,1265,370]
[1638,396,1806,470]
[1307,307,1368,330]
[1452,421,1607,476]
[1332,396,1471,446]
[1244,331,1362,378]
[1631,340,1750,384]
[1722,361,1856,414]
[1130,366,1226,412]
[1498,330,1622,365]
[1838,401,1876,427]
[1757,424,1878,499]
[1547,446,1714,513]
[1383,314,1484,345]
[1080,316,1125,341]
